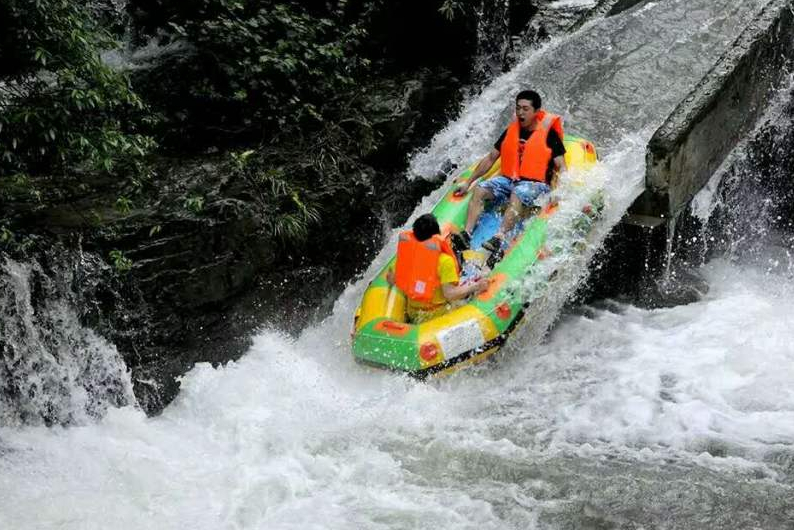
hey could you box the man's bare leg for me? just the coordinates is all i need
[464,186,493,235]
[493,193,526,240]
[483,193,525,258]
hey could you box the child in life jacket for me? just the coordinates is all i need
[387,214,489,323]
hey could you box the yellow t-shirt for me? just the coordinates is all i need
[405,253,459,322]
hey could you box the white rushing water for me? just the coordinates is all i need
[2,258,793,528]
[2,0,793,528]
[0,259,136,427]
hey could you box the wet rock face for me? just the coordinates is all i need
[523,0,593,45]
[606,0,649,16]
[640,0,794,219]
[2,131,442,417]
[2,157,283,416]
[689,84,794,264]
[637,268,709,308]
[587,84,794,310]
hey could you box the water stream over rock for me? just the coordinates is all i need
[0,256,135,427]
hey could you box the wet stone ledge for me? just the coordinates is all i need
[634,0,794,219]
[523,0,650,46]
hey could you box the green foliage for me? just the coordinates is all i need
[0,0,155,177]
[0,172,41,204]
[1,225,13,245]
[183,194,205,214]
[108,249,132,273]
[230,149,257,171]
[1,222,34,252]
[166,0,372,138]
[439,0,464,20]
[231,151,322,243]
[115,196,133,214]
[0,0,462,257]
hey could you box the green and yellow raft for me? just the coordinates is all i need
[352,135,600,378]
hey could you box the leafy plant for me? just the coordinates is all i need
[108,249,133,273]
[115,196,133,214]
[0,223,34,252]
[231,152,322,243]
[266,175,321,242]
[231,149,256,172]
[0,172,40,203]
[1,225,13,245]
[0,0,155,178]
[183,194,205,214]
[439,0,464,20]
[163,0,372,139]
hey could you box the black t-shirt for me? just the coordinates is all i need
[494,127,566,184]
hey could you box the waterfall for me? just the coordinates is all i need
[0,256,135,427]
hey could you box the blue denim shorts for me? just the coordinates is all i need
[478,176,551,207]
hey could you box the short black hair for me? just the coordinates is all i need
[516,90,541,110]
[412,213,440,241]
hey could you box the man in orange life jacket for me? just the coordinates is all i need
[387,214,489,323]
[454,90,566,256]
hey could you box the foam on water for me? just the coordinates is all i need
[544,259,794,454]
[546,0,599,10]
[3,253,793,529]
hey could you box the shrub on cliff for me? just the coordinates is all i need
[0,0,154,179]
[134,0,371,147]
[130,0,476,148]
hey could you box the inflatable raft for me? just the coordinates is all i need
[351,135,601,377]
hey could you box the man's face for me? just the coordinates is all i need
[515,99,537,127]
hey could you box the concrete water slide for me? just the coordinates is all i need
[628,0,794,224]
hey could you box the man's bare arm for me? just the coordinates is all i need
[441,278,489,301]
[553,154,567,173]
[455,149,500,193]
[550,155,567,189]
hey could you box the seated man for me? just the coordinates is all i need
[454,89,566,258]
[388,214,489,323]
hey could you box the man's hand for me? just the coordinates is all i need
[553,155,567,177]
[453,180,472,196]
[470,277,490,295]
[454,149,499,196]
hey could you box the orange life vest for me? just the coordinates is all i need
[394,231,459,303]
[500,110,563,182]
